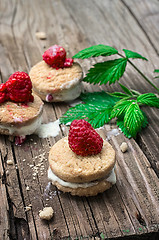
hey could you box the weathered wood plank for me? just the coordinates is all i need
[0,144,10,240]
[0,0,159,239]
[122,0,159,56]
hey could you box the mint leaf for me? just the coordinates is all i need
[83,58,127,85]
[123,49,148,61]
[119,83,133,96]
[137,93,159,108]
[111,99,134,119]
[124,102,144,138]
[60,92,119,128]
[73,44,118,59]
[117,110,148,138]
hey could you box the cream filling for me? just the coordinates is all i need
[48,167,116,189]
[0,115,42,136]
[34,80,82,102]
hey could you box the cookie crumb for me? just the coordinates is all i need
[26,186,30,191]
[39,207,54,220]
[120,142,128,153]
[7,160,13,165]
[25,206,32,212]
[35,31,47,40]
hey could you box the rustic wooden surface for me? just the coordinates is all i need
[0,0,159,239]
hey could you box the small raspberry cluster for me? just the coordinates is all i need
[68,119,103,156]
[0,71,34,104]
[43,45,73,69]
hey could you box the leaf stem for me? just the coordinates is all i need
[118,53,159,92]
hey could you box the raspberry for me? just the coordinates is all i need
[43,45,66,69]
[0,83,8,103]
[68,119,103,156]
[6,71,34,103]
[64,58,74,68]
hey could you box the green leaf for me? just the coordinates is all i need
[137,93,159,108]
[100,232,105,239]
[117,119,132,138]
[81,91,120,104]
[83,58,127,85]
[119,83,133,96]
[130,89,140,96]
[111,99,134,119]
[154,69,159,73]
[60,92,119,128]
[124,102,144,138]
[73,44,118,59]
[123,49,148,61]
[117,110,148,138]
[110,92,129,98]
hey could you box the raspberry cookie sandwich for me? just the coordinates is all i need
[48,119,116,196]
[0,71,43,144]
[29,45,83,102]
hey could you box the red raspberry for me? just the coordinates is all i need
[68,119,103,156]
[64,58,74,68]
[6,71,34,103]
[43,45,66,69]
[0,83,8,103]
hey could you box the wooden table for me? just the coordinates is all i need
[0,0,159,239]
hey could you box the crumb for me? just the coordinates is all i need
[120,142,128,153]
[6,170,9,176]
[7,160,13,165]
[39,207,54,220]
[26,186,30,191]
[35,31,47,40]
[25,206,32,212]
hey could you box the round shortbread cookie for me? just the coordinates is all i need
[49,137,116,183]
[52,176,115,197]
[0,94,43,136]
[29,61,83,102]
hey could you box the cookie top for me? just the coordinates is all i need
[49,137,116,183]
[0,94,43,127]
[29,61,83,94]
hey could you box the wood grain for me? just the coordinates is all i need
[0,0,159,239]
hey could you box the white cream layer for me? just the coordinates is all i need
[34,80,82,102]
[48,167,116,189]
[0,115,42,136]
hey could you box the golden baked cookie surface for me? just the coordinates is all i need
[29,61,83,93]
[49,137,116,183]
[0,94,43,126]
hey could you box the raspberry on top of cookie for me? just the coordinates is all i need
[29,45,83,102]
[68,119,103,156]
[0,71,34,104]
[43,45,73,69]
[48,119,116,196]
[0,72,43,144]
